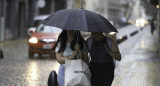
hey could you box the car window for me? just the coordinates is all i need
[36,24,62,33]
[50,27,62,33]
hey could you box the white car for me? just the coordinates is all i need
[28,15,49,36]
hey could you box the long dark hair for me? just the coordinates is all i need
[53,30,87,53]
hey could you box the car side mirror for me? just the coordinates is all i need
[30,30,34,34]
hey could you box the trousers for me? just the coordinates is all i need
[89,62,114,86]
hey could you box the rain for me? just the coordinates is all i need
[0,0,159,86]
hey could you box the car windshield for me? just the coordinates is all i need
[36,24,62,33]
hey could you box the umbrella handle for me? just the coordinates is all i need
[76,31,79,43]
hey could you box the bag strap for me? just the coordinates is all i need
[86,37,93,63]
[87,37,112,52]
[87,37,93,52]
[106,37,112,51]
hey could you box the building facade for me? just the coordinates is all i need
[85,0,121,26]
[0,0,67,42]
[0,0,35,41]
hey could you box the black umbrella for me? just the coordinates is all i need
[42,8,118,33]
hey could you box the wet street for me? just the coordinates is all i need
[0,39,59,86]
[0,25,159,86]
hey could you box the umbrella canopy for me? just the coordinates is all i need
[42,8,118,33]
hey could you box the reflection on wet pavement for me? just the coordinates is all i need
[140,39,144,48]
[27,61,39,86]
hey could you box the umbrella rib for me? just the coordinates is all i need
[97,14,118,32]
[63,9,87,31]
[57,9,73,30]
[81,10,88,32]
[97,15,110,32]
[63,9,75,30]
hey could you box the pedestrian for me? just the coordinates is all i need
[87,32,121,86]
[150,18,156,35]
[53,30,89,86]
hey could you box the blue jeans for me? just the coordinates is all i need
[57,65,65,86]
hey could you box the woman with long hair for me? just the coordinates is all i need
[53,30,88,86]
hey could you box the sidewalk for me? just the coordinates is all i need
[112,27,159,86]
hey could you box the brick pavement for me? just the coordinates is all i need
[112,26,159,86]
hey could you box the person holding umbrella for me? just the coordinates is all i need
[53,30,88,86]
[87,32,121,86]
[42,3,120,85]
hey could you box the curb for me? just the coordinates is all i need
[117,29,140,44]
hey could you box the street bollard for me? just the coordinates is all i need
[0,48,4,58]
[130,30,139,36]
[48,70,58,86]
[116,36,127,44]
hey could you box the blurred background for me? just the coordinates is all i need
[0,0,159,41]
[0,0,159,86]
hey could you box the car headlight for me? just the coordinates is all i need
[29,37,38,44]
[109,32,115,35]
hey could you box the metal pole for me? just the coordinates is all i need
[80,0,84,9]
[158,0,160,58]
[0,0,6,42]
[77,31,79,43]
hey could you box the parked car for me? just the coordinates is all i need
[28,24,62,58]
[28,15,49,37]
